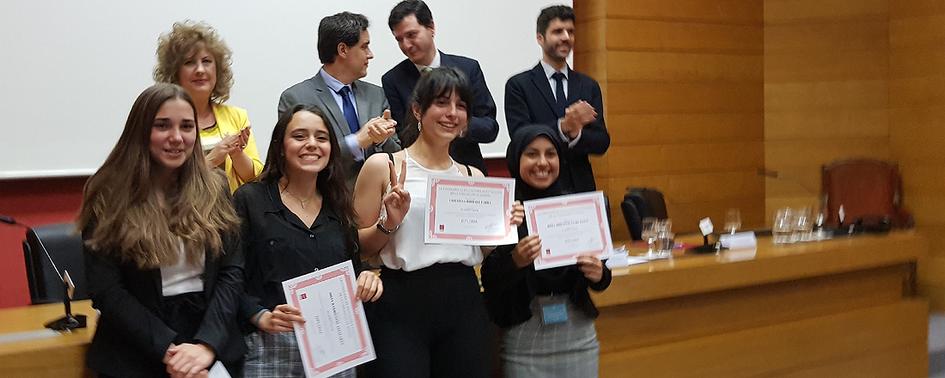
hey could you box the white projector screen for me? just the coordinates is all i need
[0,0,571,179]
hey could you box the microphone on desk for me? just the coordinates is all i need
[1,214,87,331]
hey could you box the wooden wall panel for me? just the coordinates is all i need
[576,0,764,241]
[610,113,763,145]
[763,1,889,223]
[606,20,762,53]
[765,0,887,24]
[890,2,945,311]
[606,51,762,82]
[605,0,763,25]
[608,82,762,113]
[600,301,927,377]
[765,21,888,53]
[577,0,942,312]
[765,109,888,140]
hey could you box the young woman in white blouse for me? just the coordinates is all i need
[353,67,522,377]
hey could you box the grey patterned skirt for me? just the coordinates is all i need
[244,331,357,378]
[500,295,600,378]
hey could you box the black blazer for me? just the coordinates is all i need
[84,230,245,377]
[505,64,610,192]
[382,51,499,173]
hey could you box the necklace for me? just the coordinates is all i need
[281,188,312,209]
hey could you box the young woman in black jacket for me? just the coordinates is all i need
[481,125,612,378]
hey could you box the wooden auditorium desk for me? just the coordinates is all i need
[594,231,928,377]
[0,300,94,377]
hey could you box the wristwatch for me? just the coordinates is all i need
[376,221,398,235]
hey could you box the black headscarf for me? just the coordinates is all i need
[506,125,566,202]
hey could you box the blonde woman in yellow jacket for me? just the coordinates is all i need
[155,21,263,192]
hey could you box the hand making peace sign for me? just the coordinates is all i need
[380,159,411,230]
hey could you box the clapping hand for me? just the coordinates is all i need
[206,133,241,166]
[358,109,397,148]
[562,100,597,138]
[234,126,251,153]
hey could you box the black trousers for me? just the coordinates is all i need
[364,263,493,378]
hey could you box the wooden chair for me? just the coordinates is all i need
[821,159,913,229]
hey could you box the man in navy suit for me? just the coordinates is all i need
[505,5,610,193]
[382,0,499,173]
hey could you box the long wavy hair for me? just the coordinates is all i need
[153,21,234,104]
[76,83,240,268]
[258,105,357,246]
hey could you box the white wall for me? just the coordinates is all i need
[0,0,571,178]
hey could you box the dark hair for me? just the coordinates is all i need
[258,105,357,232]
[399,67,474,147]
[537,5,575,35]
[318,12,370,64]
[388,0,434,30]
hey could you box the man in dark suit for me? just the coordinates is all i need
[505,5,610,193]
[279,12,400,185]
[382,0,499,173]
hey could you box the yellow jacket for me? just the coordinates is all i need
[200,104,264,193]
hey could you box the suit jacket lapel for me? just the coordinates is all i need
[439,51,452,68]
[311,75,351,136]
[352,81,370,127]
[566,67,582,105]
[528,64,559,117]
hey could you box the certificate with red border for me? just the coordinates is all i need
[424,174,517,245]
[525,191,614,270]
[282,260,375,378]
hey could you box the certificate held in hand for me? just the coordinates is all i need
[424,174,517,245]
[282,260,375,378]
[525,191,614,270]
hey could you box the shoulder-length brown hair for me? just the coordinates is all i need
[399,66,474,147]
[76,83,240,268]
[153,21,234,104]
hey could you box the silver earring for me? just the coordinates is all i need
[418,121,422,132]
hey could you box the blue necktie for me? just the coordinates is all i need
[338,86,360,134]
[552,72,567,116]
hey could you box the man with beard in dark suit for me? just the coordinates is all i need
[505,5,610,193]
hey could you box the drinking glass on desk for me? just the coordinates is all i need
[773,208,793,244]
[812,211,830,241]
[642,217,657,255]
[793,207,813,242]
[724,208,742,235]
[656,219,674,257]
[656,230,675,258]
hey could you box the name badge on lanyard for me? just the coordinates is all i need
[538,296,568,325]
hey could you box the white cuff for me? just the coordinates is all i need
[345,134,366,162]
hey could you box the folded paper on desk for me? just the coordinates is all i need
[606,252,650,268]
[0,329,61,344]
[720,232,757,250]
